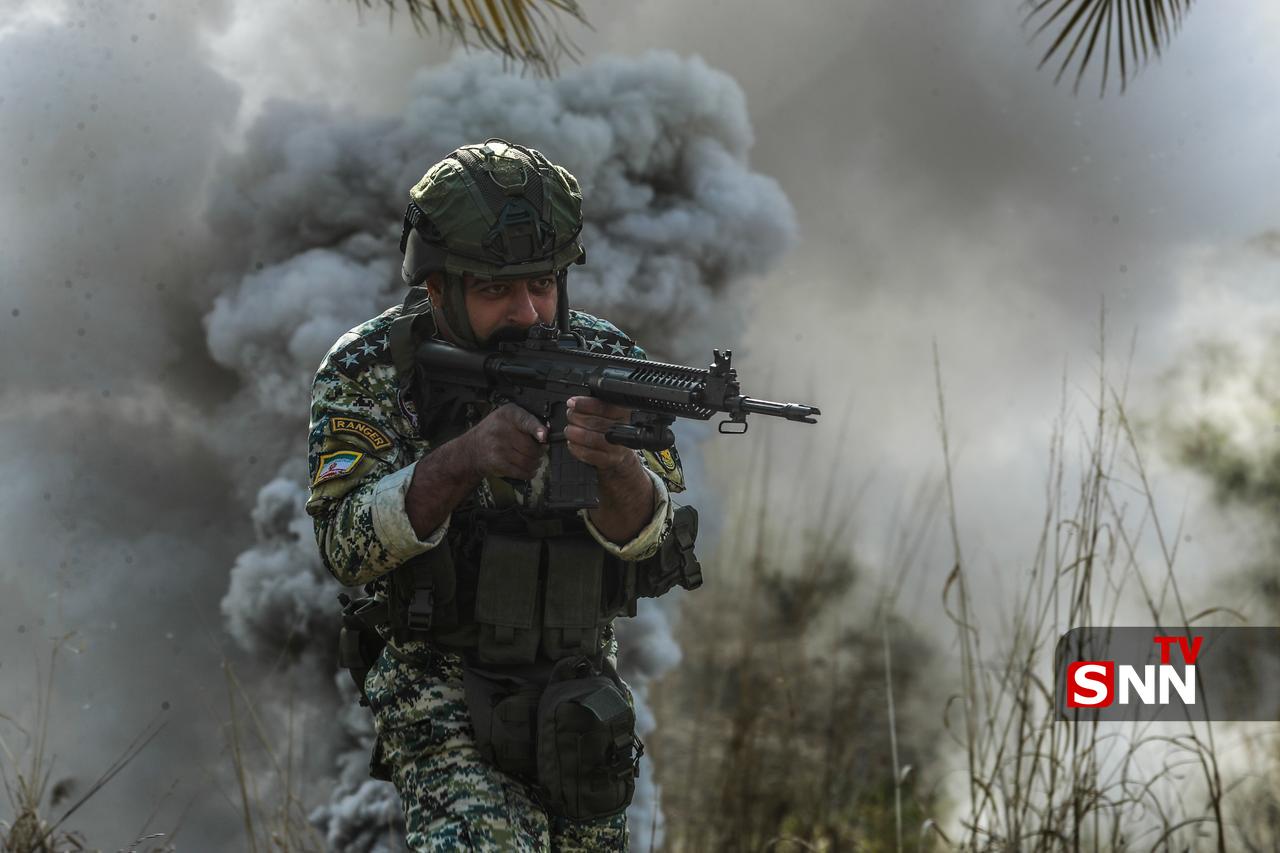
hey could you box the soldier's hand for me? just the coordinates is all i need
[463,403,548,481]
[564,396,639,477]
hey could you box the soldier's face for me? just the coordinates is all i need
[428,273,558,346]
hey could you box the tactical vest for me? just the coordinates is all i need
[378,287,650,663]
[337,289,702,816]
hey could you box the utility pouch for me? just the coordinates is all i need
[536,655,641,821]
[460,655,641,821]
[462,664,547,785]
[542,537,604,660]
[474,534,543,665]
[636,504,703,599]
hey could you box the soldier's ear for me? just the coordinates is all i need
[424,272,444,305]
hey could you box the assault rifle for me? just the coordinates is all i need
[415,323,820,510]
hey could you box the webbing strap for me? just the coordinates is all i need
[389,287,433,394]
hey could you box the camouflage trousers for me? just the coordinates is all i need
[364,643,629,852]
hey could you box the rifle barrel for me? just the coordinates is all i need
[739,397,821,423]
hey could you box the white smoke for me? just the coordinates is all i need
[207,51,795,851]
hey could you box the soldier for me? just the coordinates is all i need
[305,140,693,851]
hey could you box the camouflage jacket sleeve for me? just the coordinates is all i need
[570,312,688,562]
[305,311,444,587]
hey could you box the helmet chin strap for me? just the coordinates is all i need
[556,269,570,333]
[440,270,482,349]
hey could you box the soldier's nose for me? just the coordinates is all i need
[508,287,539,326]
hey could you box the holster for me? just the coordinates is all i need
[337,594,390,707]
[336,593,393,781]
[635,504,703,598]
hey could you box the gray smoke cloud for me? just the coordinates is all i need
[1,0,791,844]
[563,0,1280,625]
[0,0,249,847]
[207,51,793,850]
[12,0,1279,847]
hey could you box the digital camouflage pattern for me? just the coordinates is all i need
[363,633,629,850]
[305,304,684,586]
[306,303,684,850]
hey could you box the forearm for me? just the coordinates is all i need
[587,453,656,544]
[405,434,483,539]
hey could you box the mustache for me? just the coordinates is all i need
[482,324,539,348]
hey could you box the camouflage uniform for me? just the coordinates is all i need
[306,303,683,851]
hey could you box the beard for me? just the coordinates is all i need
[481,323,548,350]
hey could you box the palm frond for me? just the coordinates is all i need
[1025,0,1195,96]
[352,0,588,75]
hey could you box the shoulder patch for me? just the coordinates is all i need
[330,417,392,451]
[642,445,686,493]
[568,311,647,359]
[332,331,392,378]
[578,328,635,356]
[313,450,364,485]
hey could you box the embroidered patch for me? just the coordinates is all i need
[332,331,392,378]
[576,329,634,356]
[330,417,391,451]
[642,446,685,492]
[313,450,363,485]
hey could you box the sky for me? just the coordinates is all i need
[2,0,1279,848]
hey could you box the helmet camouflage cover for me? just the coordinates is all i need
[400,140,585,346]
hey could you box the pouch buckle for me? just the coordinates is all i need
[406,586,434,633]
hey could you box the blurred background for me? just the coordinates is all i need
[2,0,1279,849]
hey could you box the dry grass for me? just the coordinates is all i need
[0,638,171,853]
[219,662,331,853]
[930,323,1238,851]
[651,316,1280,852]
[650,416,944,851]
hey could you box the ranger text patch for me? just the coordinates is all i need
[331,417,392,451]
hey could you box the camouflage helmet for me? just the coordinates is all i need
[399,139,585,347]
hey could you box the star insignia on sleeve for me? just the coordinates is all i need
[607,341,627,355]
[377,335,390,351]
[359,341,379,357]
[585,334,604,352]
[340,351,360,368]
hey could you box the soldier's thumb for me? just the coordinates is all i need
[505,405,547,443]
